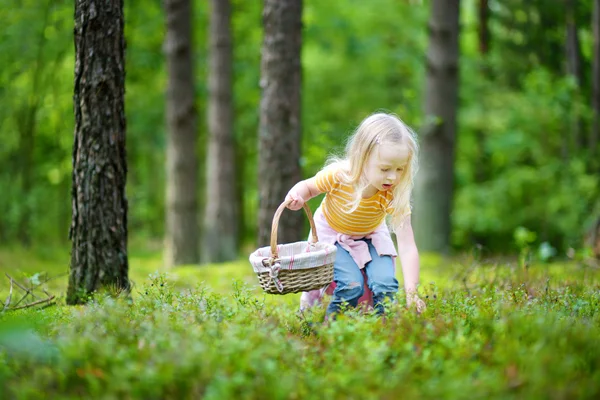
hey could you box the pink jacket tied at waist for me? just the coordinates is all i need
[299,207,397,310]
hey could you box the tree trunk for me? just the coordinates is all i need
[565,0,583,87]
[203,0,238,263]
[164,0,199,266]
[565,0,584,152]
[474,0,489,184]
[414,0,461,253]
[68,0,129,305]
[478,0,489,55]
[257,0,303,247]
[592,0,600,160]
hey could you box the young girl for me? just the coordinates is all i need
[285,112,426,317]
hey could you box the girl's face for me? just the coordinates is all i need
[364,142,410,193]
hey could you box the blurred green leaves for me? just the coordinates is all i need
[1,265,599,398]
[0,0,597,254]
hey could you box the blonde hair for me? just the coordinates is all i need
[324,112,419,230]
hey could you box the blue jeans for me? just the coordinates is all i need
[326,239,398,317]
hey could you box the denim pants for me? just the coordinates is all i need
[326,239,399,316]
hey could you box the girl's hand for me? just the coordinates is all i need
[406,292,426,314]
[285,190,305,211]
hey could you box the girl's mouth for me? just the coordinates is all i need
[382,184,392,190]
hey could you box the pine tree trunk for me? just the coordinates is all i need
[565,0,584,152]
[477,0,489,55]
[68,0,129,305]
[257,0,303,248]
[565,0,583,87]
[164,0,199,266]
[203,0,238,262]
[414,0,461,253]
[474,0,489,184]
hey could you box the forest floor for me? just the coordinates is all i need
[0,244,599,399]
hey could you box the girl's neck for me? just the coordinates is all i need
[361,185,379,198]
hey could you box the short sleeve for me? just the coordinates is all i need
[384,192,395,214]
[314,166,340,192]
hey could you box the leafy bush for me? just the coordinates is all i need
[1,263,599,399]
[455,68,599,252]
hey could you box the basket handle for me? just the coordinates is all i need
[270,198,319,259]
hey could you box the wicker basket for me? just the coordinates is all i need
[249,199,336,294]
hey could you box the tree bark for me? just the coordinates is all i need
[565,0,584,152]
[257,0,303,247]
[565,0,583,87]
[414,0,461,253]
[474,0,490,184]
[203,0,238,262]
[478,0,489,55]
[68,0,129,304]
[164,0,199,266]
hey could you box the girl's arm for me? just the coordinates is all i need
[394,216,426,313]
[285,177,323,210]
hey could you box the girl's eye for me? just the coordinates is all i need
[381,169,389,172]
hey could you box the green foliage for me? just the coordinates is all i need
[455,67,599,252]
[1,257,599,399]
[0,0,597,253]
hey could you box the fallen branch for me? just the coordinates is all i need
[6,273,39,299]
[9,295,56,311]
[5,273,36,306]
[5,273,40,308]
[3,273,58,311]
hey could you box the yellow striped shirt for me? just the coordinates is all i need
[315,166,397,235]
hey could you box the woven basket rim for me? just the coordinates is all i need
[249,240,336,274]
[250,199,336,294]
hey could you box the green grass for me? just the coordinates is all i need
[0,246,599,399]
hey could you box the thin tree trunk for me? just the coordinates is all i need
[203,0,238,263]
[565,0,584,152]
[414,0,461,253]
[474,0,489,184]
[565,0,583,87]
[257,0,303,247]
[235,143,246,248]
[164,0,199,266]
[478,0,489,55]
[68,0,129,305]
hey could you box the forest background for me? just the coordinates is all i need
[1,1,600,398]
[1,0,599,264]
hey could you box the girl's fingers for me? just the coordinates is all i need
[285,197,302,210]
[286,191,304,210]
[406,295,426,314]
